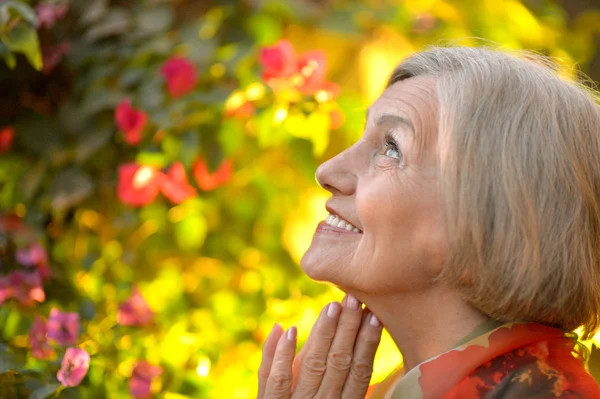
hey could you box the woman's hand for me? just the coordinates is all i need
[257,295,383,399]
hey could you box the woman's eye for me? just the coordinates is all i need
[383,133,402,160]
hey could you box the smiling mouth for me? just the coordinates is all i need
[325,213,362,233]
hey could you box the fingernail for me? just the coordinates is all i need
[346,294,360,310]
[287,326,297,341]
[369,313,381,328]
[327,302,341,318]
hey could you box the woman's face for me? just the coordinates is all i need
[300,76,448,295]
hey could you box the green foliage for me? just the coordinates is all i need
[0,0,598,397]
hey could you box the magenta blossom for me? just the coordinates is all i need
[0,271,45,306]
[29,316,55,359]
[47,308,79,346]
[160,56,197,98]
[129,360,163,398]
[117,286,154,326]
[57,347,90,387]
[36,2,69,29]
[15,242,51,280]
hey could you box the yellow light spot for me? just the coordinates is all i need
[199,23,217,39]
[239,247,262,268]
[15,204,26,217]
[117,335,132,351]
[79,210,100,229]
[314,90,331,103]
[133,166,156,189]
[210,63,226,78]
[245,82,265,101]
[273,108,288,124]
[225,91,246,112]
[196,357,211,377]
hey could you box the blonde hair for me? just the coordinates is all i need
[388,46,600,339]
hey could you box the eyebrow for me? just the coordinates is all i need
[366,109,415,133]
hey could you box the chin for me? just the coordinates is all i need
[300,247,335,283]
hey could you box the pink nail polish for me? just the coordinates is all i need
[327,302,341,319]
[346,294,360,310]
[287,326,297,341]
[369,313,381,327]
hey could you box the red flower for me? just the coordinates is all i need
[193,158,233,191]
[296,51,328,95]
[129,360,163,399]
[160,56,197,98]
[0,126,14,154]
[115,99,147,146]
[117,286,154,327]
[47,308,79,346]
[259,39,298,81]
[159,162,197,204]
[29,316,55,359]
[118,164,162,207]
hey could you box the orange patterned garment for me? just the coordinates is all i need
[367,322,600,399]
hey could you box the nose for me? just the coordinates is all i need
[315,149,358,196]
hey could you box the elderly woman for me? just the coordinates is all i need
[256,46,600,398]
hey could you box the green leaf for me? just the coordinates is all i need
[1,22,42,70]
[0,344,21,374]
[0,1,37,26]
[136,151,168,169]
[0,41,16,69]
[134,6,174,36]
[29,384,61,399]
[175,214,207,251]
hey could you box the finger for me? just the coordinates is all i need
[317,294,363,397]
[264,327,298,399]
[291,337,309,391]
[341,311,383,399]
[258,323,284,399]
[291,302,341,397]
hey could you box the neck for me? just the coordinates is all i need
[353,285,490,371]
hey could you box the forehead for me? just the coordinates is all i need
[367,75,437,122]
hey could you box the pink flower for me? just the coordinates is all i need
[16,242,51,280]
[47,308,79,346]
[160,57,197,98]
[193,157,233,191]
[57,347,90,387]
[118,164,162,207]
[117,286,154,327]
[259,39,298,81]
[36,2,69,29]
[115,99,147,146]
[29,316,55,359]
[296,51,328,95]
[0,271,45,306]
[159,162,197,204]
[0,126,14,154]
[129,361,163,399]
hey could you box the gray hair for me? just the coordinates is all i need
[388,46,600,339]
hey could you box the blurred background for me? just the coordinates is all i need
[0,0,599,397]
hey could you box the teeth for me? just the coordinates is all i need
[324,213,362,233]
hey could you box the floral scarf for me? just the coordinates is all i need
[367,321,600,399]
